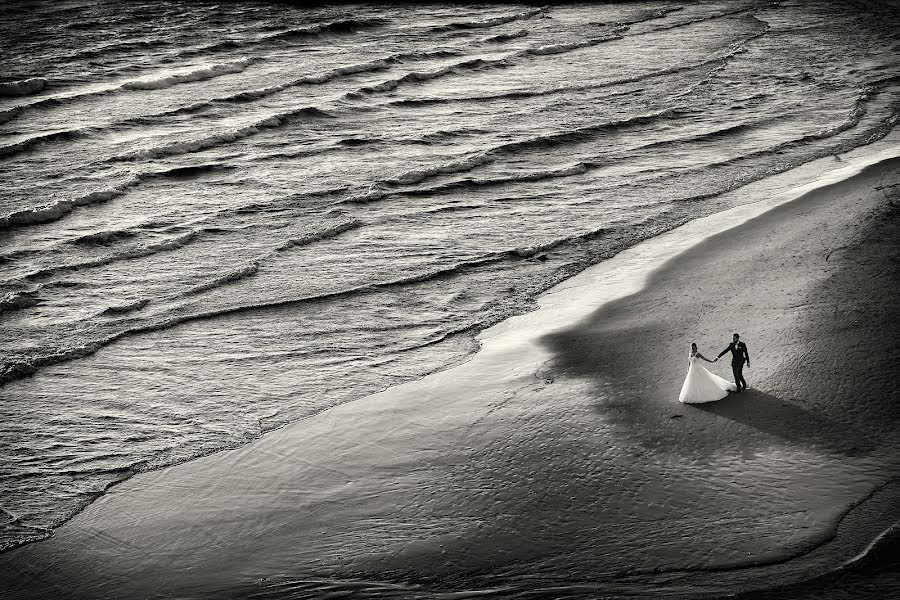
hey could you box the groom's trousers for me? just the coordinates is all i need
[732,361,747,391]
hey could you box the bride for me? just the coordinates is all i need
[678,342,737,404]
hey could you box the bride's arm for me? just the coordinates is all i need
[696,352,714,363]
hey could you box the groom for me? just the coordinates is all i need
[715,333,750,392]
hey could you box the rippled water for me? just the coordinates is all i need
[1,0,898,551]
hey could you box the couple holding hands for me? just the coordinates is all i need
[679,333,750,404]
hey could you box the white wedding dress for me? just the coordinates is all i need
[678,353,736,404]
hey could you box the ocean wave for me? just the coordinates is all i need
[274,219,363,251]
[387,87,574,107]
[338,137,382,147]
[603,5,686,28]
[184,262,260,295]
[430,7,546,32]
[522,30,625,57]
[100,299,150,315]
[139,230,203,254]
[384,47,740,109]
[221,58,393,103]
[640,85,898,194]
[151,163,237,178]
[482,30,529,43]
[4,59,255,118]
[11,229,202,287]
[172,18,385,60]
[413,128,493,142]
[60,38,169,62]
[390,49,463,62]
[0,77,47,97]
[54,459,150,478]
[669,85,885,178]
[0,128,88,159]
[346,114,797,210]
[0,107,22,124]
[385,163,592,201]
[385,154,495,186]
[0,161,238,232]
[170,11,713,121]
[348,57,510,97]
[766,87,873,149]
[171,219,363,298]
[468,163,591,187]
[335,163,590,210]
[137,52,428,119]
[351,30,625,100]
[121,58,254,91]
[69,229,139,246]
[0,218,369,383]
[629,117,786,159]
[1,340,119,385]
[581,34,759,93]
[0,508,51,553]
[62,12,133,31]
[0,289,42,312]
[646,4,758,33]
[111,106,331,162]
[0,177,141,230]
[335,108,679,207]
[371,13,764,110]
[268,18,386,40]
[497,108,683,154]
[409,203,483,216]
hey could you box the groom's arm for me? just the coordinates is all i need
[744,344,750,366]
[716,346,729,359]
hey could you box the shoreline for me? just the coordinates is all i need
[1,133,899,598]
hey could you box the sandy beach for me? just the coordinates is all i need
[1,136,899,598]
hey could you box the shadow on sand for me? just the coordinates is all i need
[694,388,876,457]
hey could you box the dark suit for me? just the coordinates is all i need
[717,341,749,391]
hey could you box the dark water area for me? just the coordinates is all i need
[1,0,899,555]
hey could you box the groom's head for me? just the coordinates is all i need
[733,333,740,342]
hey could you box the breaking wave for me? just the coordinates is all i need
[482,30,529,43]
[0,77,48,97]
[0,290,42,313]
[0,178,142,230]
[347,56,510,97]
[120,58,255,91]
[172,18,386,60]
[430,8,546,32]
[4,59,255,117]
[184,262,261,295]
[111,106,332,161]
[0,218,367,383]
[100,299,151,315]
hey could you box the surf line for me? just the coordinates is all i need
[515,142,900,349]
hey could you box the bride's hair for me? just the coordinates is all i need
[690,342,697,349]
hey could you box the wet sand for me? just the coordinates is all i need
[1,141,898,598]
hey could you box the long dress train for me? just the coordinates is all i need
[678,354,736,404]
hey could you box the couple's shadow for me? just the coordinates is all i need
[692,388,875,457]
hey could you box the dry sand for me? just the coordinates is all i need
[1,140,898,599]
